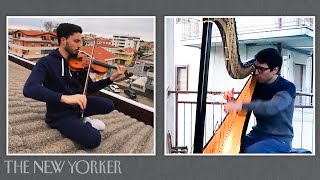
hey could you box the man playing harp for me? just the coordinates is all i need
[224,48,296,153]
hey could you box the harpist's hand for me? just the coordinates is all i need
[223,88,235,101]
[61,94,87,110]
[224,102,242,113]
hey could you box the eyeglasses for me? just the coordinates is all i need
[254,64,270,74]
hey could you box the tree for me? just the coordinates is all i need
[43,21,58,32]
[53,23,59,33]
[82,37,89,46]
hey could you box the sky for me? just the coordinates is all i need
[7,16,155,41]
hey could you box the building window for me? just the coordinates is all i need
[132,84,143,89]
[144,66,150,72]
[149,66,154,73]
[149,79,154,86]
[294,63,304,104]
[175,65,189,91]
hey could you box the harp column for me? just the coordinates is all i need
[193,18,213,153]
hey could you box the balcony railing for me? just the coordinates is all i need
[8,43,57,51]
[8,51,49,59]
[168,90,314,154]
[10,36,58,43]
[180,17,314,41]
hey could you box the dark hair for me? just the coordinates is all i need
[255,48,282,74]
[56,23,82,45]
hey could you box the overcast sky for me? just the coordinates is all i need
[8,17,155,41]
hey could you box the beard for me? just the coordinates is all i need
[65,42,78,58]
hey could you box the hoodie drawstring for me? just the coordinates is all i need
[61,58,64,76]
[61,58,72,77]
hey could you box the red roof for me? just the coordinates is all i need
[101,44,117,48]
[15,30,56,37]
[80,46,116,61]
[147,44,154,49]
[124,47,139,53]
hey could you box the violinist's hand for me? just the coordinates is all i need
[116,64,127,75]
[224,101,242,113]
[223,88,235,102]
[110,64,127,81]
[61,94,87,110]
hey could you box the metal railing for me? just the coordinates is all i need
[168,90,314,154]
[180,17,314,41]
[10,37,58,43]
[8,51,50,59]
[8,43,57,50]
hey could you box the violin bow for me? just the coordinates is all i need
[81,38,97,117]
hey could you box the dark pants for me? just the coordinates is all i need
[48,96,115,149]
[240,131,292,153]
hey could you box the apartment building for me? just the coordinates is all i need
[102,44,119,54]
[83,36,112,47]
[138,54,154,91]
[140,41,154,55]
[113,47,139,66]
[112,35,141,50]
[96,37,112,46]
[8,30,58,60]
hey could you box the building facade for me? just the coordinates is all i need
[139,41,154,55]
[83,36,112,47]
[139,55,154,91]
[8,30,58,60]
[113,47,139,66]
[112,35,141,50]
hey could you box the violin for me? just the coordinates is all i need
[73,40,134,118]
[68,50,133,77]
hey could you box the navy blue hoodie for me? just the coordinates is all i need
[243,76,296,141]
[23,49,113,121]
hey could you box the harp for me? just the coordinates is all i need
[193,18,256,154]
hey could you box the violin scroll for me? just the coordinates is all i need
[124,71,133,78]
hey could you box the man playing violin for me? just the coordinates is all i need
[224,48,296,153]
[23,23,126,149]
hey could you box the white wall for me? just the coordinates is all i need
[165,18,176,149]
